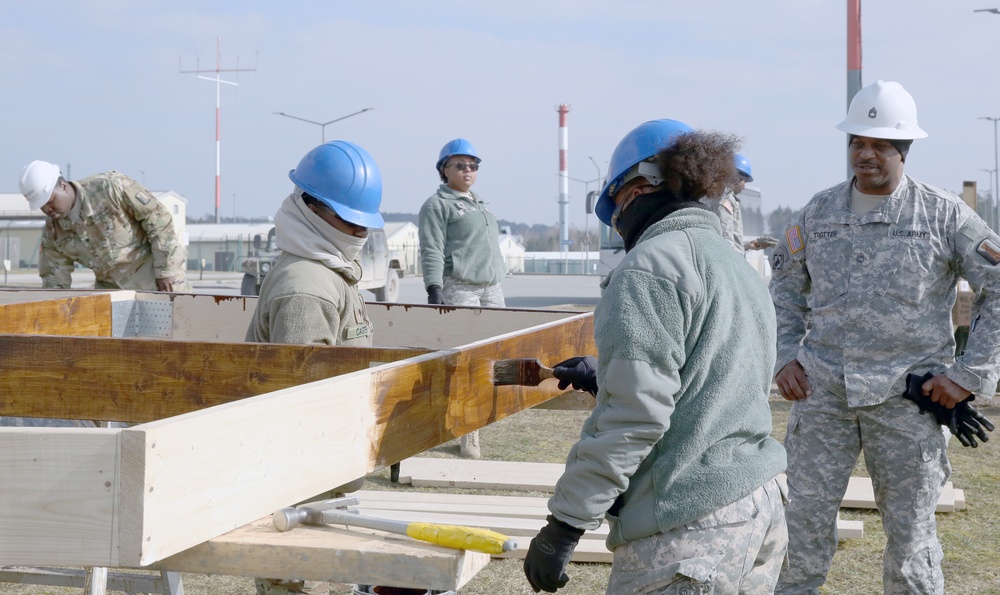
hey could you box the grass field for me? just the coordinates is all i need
[2,398,998,594]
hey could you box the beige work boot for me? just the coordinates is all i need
[459,429,481,459]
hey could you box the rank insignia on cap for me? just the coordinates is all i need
[977,239,1000,265]
[135,191,152,205]
[786,226,804,254]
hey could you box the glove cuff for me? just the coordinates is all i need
[545,515,585,540]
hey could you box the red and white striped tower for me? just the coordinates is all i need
[558,104,570,253]
[846,0,862,179]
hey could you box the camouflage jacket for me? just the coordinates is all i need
[770,175,1000,406]
[39,171,187,290]
[703,191,745,255]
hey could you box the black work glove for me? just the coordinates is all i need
[523,515,584,593]
[552,356,598,396]
[903,372,996,448]
[426,285,444,305]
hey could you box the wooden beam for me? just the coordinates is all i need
[0,428,120,566]
[0,293,112,336]
[152,517,489,591]
[0,335,427,422]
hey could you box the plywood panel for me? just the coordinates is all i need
[0,428,120,565]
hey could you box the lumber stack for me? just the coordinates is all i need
[395,457,964,512]
[0,289,596,576]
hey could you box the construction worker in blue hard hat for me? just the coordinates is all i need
[701,153,777,254]
[418,138,506,459]
[772,80,1000,595]
[246,140,383,595]
[524,119,787,594]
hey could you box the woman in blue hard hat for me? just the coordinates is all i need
[246,140,383,595]
[523,120,787,594]
[418,138,507,459]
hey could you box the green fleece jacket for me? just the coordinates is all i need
[547,207,786,550]
[418,184,506,289]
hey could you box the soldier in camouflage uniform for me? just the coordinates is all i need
[419,138,507,459]
[18,160,188,291]
[523,121,786,594]
[771,81,1000,594]
[703,154,777,255]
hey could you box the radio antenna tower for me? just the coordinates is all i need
[180,37,257,223]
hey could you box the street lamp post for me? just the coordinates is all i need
[980,116,1000,232]
[562,173,601,275]
[586,156,603,274]
[983,168,998,230]
[273,108,374,143]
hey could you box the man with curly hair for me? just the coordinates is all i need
[523,120,787,594]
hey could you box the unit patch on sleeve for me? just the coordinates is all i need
[786,225,805,254]
[976,238,1000,265]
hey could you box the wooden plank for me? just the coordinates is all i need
[398,457,562,491]
[776,474,957,513]
[532,390,595,411]
[841,476,956,513]
[498,538,612,563]
[0,293,112,336]
[152,516,489,591]
[0,428,120,566]
[397,461,961,515]
[836,515,864,540]
[0,335,427,422]
[347,492,860,564]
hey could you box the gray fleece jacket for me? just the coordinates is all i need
[547,207,786,550]
[418,184,506,289]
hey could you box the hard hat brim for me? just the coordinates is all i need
[835,120,928,140]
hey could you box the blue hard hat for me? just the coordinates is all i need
[735,153,753,182]
[595,119,694,226]
[288,140,384,229]
[436,138,481,172]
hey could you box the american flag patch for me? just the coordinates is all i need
[786,226,804,254]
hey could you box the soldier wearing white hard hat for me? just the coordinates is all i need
[771,80,1000,594]
[18,160,189,291]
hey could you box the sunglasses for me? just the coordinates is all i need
[448,162,480,172]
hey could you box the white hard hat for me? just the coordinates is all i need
[835,80,928,140]
[19,160,62,210]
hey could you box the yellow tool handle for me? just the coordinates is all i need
[406,522,518,555]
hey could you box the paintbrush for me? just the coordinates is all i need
[492,358,556,386]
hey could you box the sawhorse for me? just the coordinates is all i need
[0,566,184,594]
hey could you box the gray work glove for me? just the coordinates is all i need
[903,372,995,448]
[552,356,598,396]
[427,285,444,305]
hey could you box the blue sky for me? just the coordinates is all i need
[3,1,1000,227]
